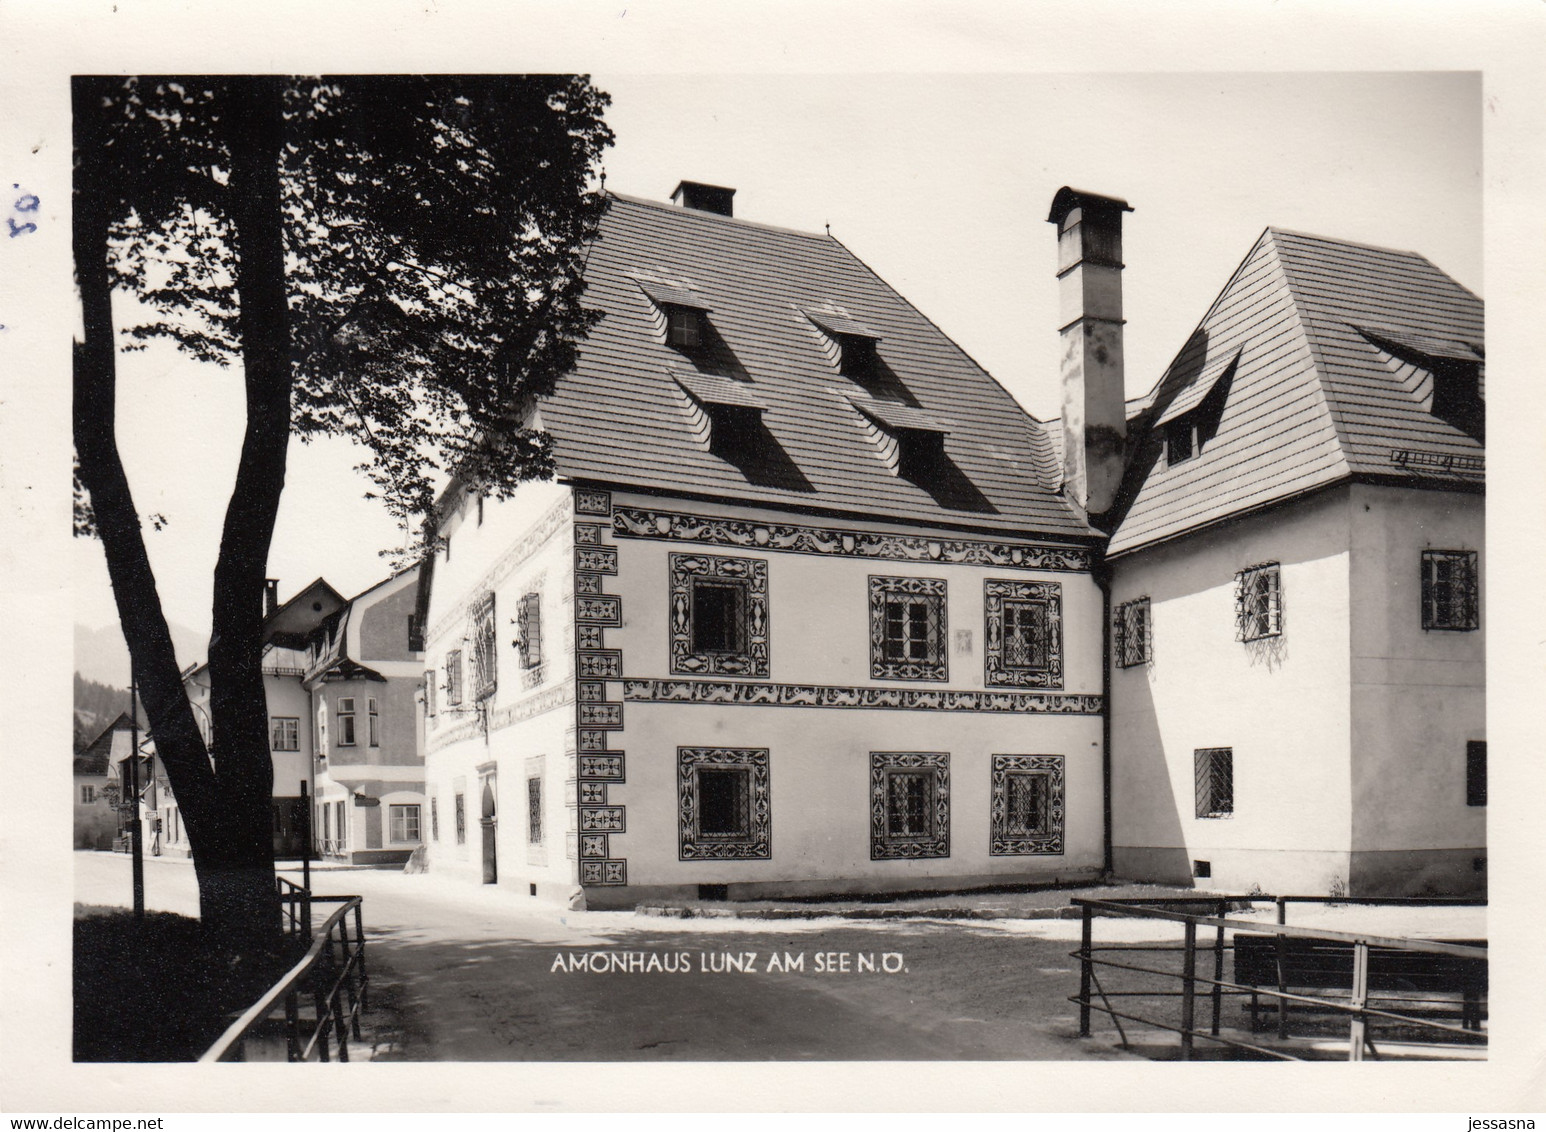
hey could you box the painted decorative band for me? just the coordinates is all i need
[621,678,1103,715]
[613,506,1093,572]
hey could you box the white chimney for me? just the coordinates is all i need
[1048,187,1131,516]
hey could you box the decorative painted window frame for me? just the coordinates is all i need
[868,575,948,682]
[869,751,950,860]
[983,579,1064,688]
[677,746,771,860]
[989,754,1065,855]
[669,553,770,678]
[1421,549,1479,631]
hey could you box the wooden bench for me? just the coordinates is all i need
[1232,933,1486,1034]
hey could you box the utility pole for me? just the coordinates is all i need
[128,664,144,918]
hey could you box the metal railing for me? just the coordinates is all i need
[1070,895,1487,1062]
[201,881,369,1063]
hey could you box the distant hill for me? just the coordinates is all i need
[74,672,147,752]
[74,620,205,687]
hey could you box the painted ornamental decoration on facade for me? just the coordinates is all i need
[677,746,772,860]
[669,553,771,677]
[870,751,950,860]
[988,754,1065,856]
[983,579,1063,689]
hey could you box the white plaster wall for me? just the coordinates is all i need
[264,673,313,797]
[613,703,1103,888]
[421,477,577,891]
[601,491,1105,892]
[1109,487,1355,891]
[1348,483,1485,855]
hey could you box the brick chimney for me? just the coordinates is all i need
[671,180,735,218]
[264,578,280,618]
[1048,187,1132,516]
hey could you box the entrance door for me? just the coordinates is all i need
[480,778,498,884]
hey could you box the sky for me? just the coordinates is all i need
[71,71,1483,654]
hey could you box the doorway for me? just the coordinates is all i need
[480,777,497,884]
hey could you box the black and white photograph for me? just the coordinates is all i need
[2,0,1544,1120]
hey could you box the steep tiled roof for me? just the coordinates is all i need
[1108,229,1483,557]
[538,193,1089,540]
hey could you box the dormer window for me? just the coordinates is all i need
[806,306,883,382]
[666,305,704,350]
[837,334,879,380]
[1165,417,1196,465]
[675,371,767,461]
[849,394,949,484]
[1360,327,1484,442]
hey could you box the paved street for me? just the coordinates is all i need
[74,852,1145,1061]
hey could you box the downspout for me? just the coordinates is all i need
[1095,555,1114,877]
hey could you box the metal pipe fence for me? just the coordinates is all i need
[1069,895,1486,1062]
[201,880,369,1063]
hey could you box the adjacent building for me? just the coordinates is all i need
[418,183,1109,907]
[1080,210,1486,896]
[166,571,427,865]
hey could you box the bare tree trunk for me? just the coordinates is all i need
[72,77,226,867]
[200,76,295,945]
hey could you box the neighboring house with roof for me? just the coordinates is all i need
[168,573,426,865]
[417,182,1108,907]
[75,710,163,853]
[74,711,130,849]
[1077,204,1486,896]
[306,567,427,866]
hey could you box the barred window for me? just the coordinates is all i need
[516,592,544,669]
[869,752,949,859]
[454,792,466,844]
[1114,597,1152,668]
[445,649,463,706]
[698,768,753,841]
[870,577,947,681]
[1004,773,1050,837]
[1466,740,1486,807]
[270,716,300,751]
[527,777,543,844]
[1234,563,1282,642]
[470,594,497,699]
[430,796,440,841]
[1001,600,1050,670]
[1195,748,1234,819]
[886,771,933,839]
[1422,550,1479,631]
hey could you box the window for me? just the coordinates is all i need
[666,305,703,349]
[407,614,423,653]
[670,554,769,677]
[837,334,880,380]
[445,650,463,706]
[1165,416,1196,465]
[516,592,544,669]
[1115,597,1152,668]
[1234,563,1282,642]
[80,785,96,805]
[1466,740,1486,807]
[367,698,380,747]
[870,752,949,859]
[454,792,466,844]
[336,801,346,848]
[390,804,421,842]
[1422,550,1479,631]
[1195,748,1234,819]
[430,796,440,841]
[336,698,357,746]
[678,747,771,859]
[270,717,300,751]
[990,755,1065,855]
[527,777,543,844]
[869,576,947,681]
[470,595,497,699]
[423,670,436,718]
[984,579,1062,688]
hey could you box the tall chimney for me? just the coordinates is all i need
[264,578,280,618]
[1048,187,1132,516]
[671,180,735,218]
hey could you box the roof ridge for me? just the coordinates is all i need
[608,191,836,243]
